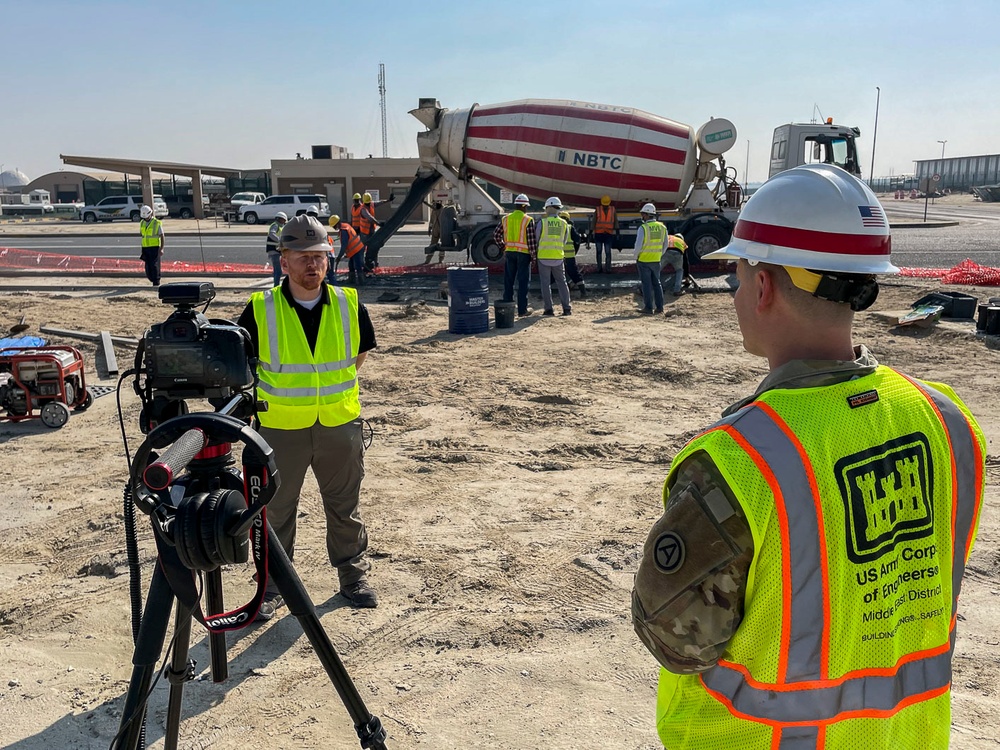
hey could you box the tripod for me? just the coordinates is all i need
[113,412,388,750]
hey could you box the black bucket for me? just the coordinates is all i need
[494,301,515,329]
[977,304,991,331]
[986,306,1000,335]
[448,267,489,334]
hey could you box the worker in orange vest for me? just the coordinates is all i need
[330,214,367,286]
[360,191,395,271]
[591,195,616,273]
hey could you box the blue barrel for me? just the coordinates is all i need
[448,267,489,334]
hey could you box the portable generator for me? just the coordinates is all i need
[0,345,93,428]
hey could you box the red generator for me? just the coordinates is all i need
[0,346,94,428]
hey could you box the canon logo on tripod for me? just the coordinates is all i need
[206,612,249,628]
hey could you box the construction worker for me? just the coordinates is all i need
[559,211,586,298]
[330,214,366,286]
[422,200,445,264]
[360,191,394,271]
[662,232,687,296]
[237,214,380,619]
[535,197,572,316]
[266,211,288,287]
[138,204,164,287]
[493,193,537,317]
[631,164,986,749]
[634,203,665,314]
[349,193,369,233]
[592,194,616,273]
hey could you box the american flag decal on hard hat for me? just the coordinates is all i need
[858,205,885,227]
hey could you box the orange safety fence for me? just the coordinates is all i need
[897,259,1000,286]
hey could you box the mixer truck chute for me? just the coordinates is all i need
[363,98,861,268]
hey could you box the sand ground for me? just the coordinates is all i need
[0,270,998,749]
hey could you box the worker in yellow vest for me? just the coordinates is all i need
[493,193,538,317]
[662,232,687,296]
[138,204,165,287]
[634,203,666,314]
[559,211,586,298]
[632,164,986,749]
[535,197,572,316]
[237,214,380,619]
[592,194,616,273]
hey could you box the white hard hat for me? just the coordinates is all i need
[513,194,530,206]
[306,205,319,216]
[704,164,897,274]
[640,203,657,215]
[544,196,562,209]
[275,211,288,221]
[139,205,153,219]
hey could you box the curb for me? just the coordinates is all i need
[887,221,960,229]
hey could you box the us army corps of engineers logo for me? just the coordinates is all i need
[835,433,934,564]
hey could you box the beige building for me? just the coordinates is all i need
[270,156,426,223]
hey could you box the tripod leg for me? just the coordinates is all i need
[163,610,195,750]
[113,564,176,750]
[204,570,229,682]
[266,528,389,750]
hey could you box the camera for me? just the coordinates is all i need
[142,282,254,399]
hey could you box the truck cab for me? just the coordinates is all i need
[769,121,862,179]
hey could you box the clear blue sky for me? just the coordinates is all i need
[3,0,998,184]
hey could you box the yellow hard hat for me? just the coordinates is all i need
[363,192,373,203]
[600,195,611,206]
[328,214,341,227]
[352,193,361,200]
[559,211,571,221]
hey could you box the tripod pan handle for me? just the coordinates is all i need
[143,428,208,490]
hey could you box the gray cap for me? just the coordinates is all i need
[279,214,329,253]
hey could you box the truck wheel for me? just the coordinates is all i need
[40,401,70,428]
[82,212,97,223]
[244,212,259,225]
[179,208,193,219]
[471,228,504,266]
[130,211,141,221]
[684,224,729,263]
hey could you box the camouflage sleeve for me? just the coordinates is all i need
[632,450,754,674]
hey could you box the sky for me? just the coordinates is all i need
[3,0,999,186]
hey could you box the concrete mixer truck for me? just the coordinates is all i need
[364,98,863,267]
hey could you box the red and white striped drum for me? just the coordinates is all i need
[434,99,698,209]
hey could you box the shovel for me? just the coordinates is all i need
[8,315,29,336]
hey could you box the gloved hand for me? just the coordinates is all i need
[388,193,395,201]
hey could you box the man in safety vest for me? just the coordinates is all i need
[591,194,616,273]
[237,214,380,619]
[493,193,538,317]
[632,164,986,749]
[559,211,586,298]
[138,204,165,287]
[360,191,394,271]
[634,203,666,314]
[534,197,572,316]
[265,211,288,287]
[330,214,366,286]
[661,232,687,296]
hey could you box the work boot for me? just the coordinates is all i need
[517,307,533,317]
[543,308,555,316]
[561,307,572,316]
[254,593,284,622]
[578,283,587,298]
[340,579,378,609]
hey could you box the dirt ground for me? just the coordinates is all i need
[0,272,998,749]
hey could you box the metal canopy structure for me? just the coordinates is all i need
[59,155,244,219]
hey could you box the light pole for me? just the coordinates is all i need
[937,140,947,159]
[744,139,750,190]
[869,86,880,186]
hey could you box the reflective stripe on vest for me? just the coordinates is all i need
[637,221,666,262]
[341,223,365,258]
[668,234,687,253]
[655,368,983,748]
[140,218,162,248]
[594,205,615,234]
[503,211,531,253]
[537,216,568,260]
[266,221,282,253]
[251,285,361,429]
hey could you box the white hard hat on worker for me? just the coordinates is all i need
[139,205,153,219]
[514,194,530,206]
[704,164,897,275]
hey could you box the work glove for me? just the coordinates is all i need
[388,193,396,201]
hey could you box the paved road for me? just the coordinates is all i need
[4,207,1000,269]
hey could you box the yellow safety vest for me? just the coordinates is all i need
[251,285,361,430]
[502,210,532,254]
[140,218,162,248]
[637,221,666,263]
[536,216,568,261]
[563,230,576,259]
[655,367,985,750]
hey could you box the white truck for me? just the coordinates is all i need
[365,98,863,266]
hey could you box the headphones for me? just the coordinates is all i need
[131,412,278,571]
